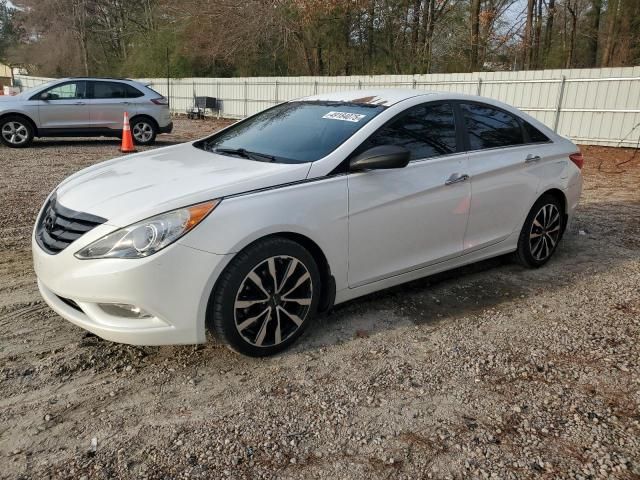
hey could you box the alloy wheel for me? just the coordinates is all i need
[2,121,29,145]
[234,255,313,347]
[529,203,561,261]
[132,121,154,143]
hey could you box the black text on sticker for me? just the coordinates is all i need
[322,111,367,122]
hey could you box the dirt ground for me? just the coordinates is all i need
[0,118,639,479]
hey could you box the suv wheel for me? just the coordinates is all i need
[0,116,34,148]
[130,118,157,146]
[209,237,321,357]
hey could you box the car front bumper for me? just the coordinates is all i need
[33,238,231,345]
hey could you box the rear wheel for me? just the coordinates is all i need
[0,116,34,148]
[513,194,565,268]
[209,237,321,357]
[130,117,157,145]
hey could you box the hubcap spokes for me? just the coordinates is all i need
[529,204,561,261]
[133,123,153,142]
[2,122,28,144]
[234,255,312,347]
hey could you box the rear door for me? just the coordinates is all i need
[88,81,139,130]
[458,102,546,251]
[36,81,89,129]
[347,102,471,287]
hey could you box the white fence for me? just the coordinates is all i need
[15,66,640,147]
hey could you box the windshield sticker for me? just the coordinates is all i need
[322,111,367,122]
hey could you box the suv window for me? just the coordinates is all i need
[362,103,457,160]
[124,84,144,98]
[42,81,87,100]
[460,103,524,150]
[91,81,128,99]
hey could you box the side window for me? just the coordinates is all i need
[91,82,127,99]
[461,103,524,150]
[43,81,86,100]
[363,103,457,160]
[124,84,144,98]
[523,121,550,143]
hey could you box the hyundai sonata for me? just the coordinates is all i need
[33,90,583,356]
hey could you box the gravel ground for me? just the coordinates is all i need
[0,118,639,479]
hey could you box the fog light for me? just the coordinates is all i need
[98,303,152,319]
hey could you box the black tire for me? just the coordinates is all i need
[513,193,565,268]
[130,117,157,146]
[209,237,321,357]
[0,115,34,148]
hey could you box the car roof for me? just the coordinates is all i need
[300,89,440,107]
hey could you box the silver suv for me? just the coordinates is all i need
[0,78,173,148]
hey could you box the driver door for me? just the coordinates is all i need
[347,102,471,288]
[36,81,89,130]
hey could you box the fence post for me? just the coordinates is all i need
[553,75,566,132]
[275,80,279,104]
[216,80,220,118]
[412,79,417,89]
[314,80,318,94]
[358,79,362,89]
[244,80,248,117]
[477,77,482,96]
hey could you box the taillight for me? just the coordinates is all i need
[151,97,168,105]
[569,152,584,169]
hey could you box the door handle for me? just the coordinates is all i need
[74,101,86,105]
[445,173,470,185]
[525,154,542,164]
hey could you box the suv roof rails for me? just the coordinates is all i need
[64,77,134,81]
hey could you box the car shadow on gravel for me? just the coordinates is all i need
[295,199,638,354]
[24,138,184,149]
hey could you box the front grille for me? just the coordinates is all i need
[36,195,107,254]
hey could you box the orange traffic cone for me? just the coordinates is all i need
[120,111,137,153]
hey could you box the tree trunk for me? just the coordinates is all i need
[565,2,577,68]
[423,0,435,73]
[602,0,620,66]
[543,0,556,66]
[533,0,542,68]
[470,0,481,70]
[524,0,535,69]
[586,0,602,67]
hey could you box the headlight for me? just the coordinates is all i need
[75,200,220,259]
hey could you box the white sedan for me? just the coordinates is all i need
[33,90,583,356]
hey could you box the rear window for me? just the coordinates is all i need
[523,121,550,143]
[461,103,525,150]
[196,101,386,163]
[92,82,127,99]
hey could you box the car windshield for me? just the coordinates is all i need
[195,101,386,163]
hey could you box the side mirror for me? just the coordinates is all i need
[39,92,50,101]
[349,145,411,172]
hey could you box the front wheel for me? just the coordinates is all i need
[0,116,34,148]
[130,117,157,145]
[513,194,565,268]
[209,237,321,357]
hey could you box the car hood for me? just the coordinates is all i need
[55,142,312,227]
[0,95,22,104]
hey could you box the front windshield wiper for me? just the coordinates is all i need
[214,147,277,163]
